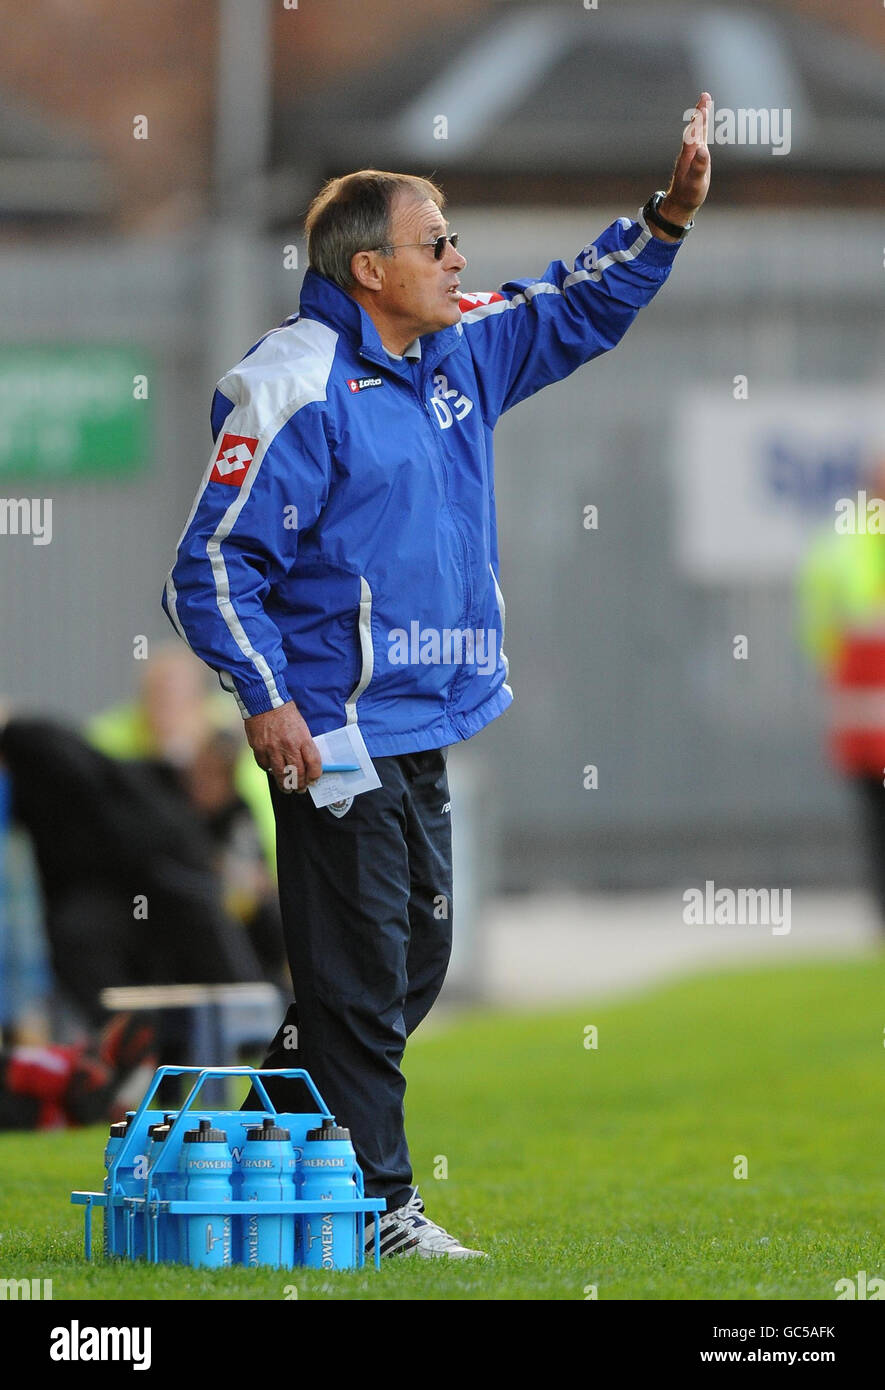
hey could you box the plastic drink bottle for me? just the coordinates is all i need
[114,1111,148,1258]
[145,1113,177,1171]
[102,1114,133,1256]
[236,1116,298,1269]
[149,1113,184,1264]
[144,1122,170,1262]
[300,1119,358,1270]
[180,1117,233,1268]
[147,1117,186,1263]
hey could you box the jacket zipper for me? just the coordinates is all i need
[360,350,476,692]
[411,373,473,627]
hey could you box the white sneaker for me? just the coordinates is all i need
[364,1209,421,1260]
[394,1187,488,1259]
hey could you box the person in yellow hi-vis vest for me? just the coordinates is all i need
[798,490,885,929]
[87,643,276,874]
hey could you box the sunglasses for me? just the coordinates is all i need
[374,233,459,260]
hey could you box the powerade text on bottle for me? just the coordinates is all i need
[180,1117,233,1268]
[236,1116,298,1268]
[300,1119,358,1269]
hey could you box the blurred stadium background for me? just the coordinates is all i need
[1,0,884,1043]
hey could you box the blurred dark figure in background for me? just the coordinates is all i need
[798,458,885,932]
[0,1012,157,1132]
[88,642,276,873]
[185,728,287,985]
[88,644,286,983]
[0,713,265,1028]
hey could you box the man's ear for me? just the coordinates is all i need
[350,250,382,292]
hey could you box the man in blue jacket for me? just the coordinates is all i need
[163,94,712,1259]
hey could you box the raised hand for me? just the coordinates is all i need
[659,91,713,229]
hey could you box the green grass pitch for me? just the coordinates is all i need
[2,955,884,1300]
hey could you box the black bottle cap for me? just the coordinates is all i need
[151,1125,170,1144]
[109,1120,129,1139]
[305,1117,351,1143]
[183,1116,227,1144]
[246,1116,291,1142]
[147,1120,166,1139]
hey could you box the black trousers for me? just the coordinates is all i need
[245,748,453,1212]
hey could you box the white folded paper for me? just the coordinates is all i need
[308,723,381,809]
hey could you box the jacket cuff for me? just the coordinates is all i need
[233,673,293,717]
[633,212,684,265]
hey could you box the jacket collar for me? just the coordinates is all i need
[297,268,460,375]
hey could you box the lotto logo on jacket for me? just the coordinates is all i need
[210,434,258,486]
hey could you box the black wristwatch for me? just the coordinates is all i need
[642,190,694,239]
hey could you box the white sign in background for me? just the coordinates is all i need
[672,390,885,582]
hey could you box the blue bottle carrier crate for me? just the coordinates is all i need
[71,1066,385,1270]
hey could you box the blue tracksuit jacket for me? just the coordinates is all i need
[162,211,681,756]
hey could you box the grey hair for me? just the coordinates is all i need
[305,169,445,291]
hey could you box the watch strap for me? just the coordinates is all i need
[642,190,694,239]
